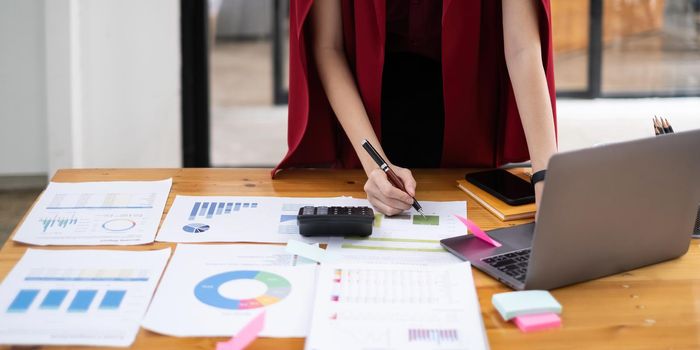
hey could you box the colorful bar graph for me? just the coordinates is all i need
[187,202,259,220]
[40,216,78,233]
[207,202,217,218]
[99,290,126,310]
[189,202,201,220]
[199,202,209,216]
[7,289,40,313]
[68,290,97,313]
[40,289,69,309]
[408,329,458,344]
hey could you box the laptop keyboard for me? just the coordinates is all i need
[481,248,531,283]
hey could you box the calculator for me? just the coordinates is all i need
[297,206,374,237]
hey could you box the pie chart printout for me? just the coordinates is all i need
[194,270,291,310]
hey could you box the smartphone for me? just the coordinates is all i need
[465,169,535,206]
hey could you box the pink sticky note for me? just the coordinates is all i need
[216,310,266,350]
[454,214,502,247]
[513,313,561,333]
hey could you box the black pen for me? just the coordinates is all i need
[361,139,425,217]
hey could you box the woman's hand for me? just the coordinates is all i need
[364,165,416,216]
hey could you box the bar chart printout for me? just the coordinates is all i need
[304,263,489,350]
[12,179,172,246]
[0,249,170,347]
[156,195,347,244]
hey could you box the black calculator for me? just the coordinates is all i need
[297,206,374,237]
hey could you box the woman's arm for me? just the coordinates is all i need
[502,0,558,208]
[311,0,415,215]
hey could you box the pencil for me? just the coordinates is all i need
[661,117,672,134]
[664,118,674,133]
[653,118,661,136]
[654,116,665,135]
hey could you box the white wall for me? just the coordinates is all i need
[0,0,48,175]
[76,0,181,170]
[0,0,182,178]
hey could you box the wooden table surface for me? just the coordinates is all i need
[1,168,698,350]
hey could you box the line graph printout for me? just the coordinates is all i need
[156,196,350,244]
[0,249,170,347]
[12,179,172,246]
[304,263,488,350]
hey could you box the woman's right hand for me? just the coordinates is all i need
[364,166,417,216]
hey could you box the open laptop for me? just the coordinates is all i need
[441,129,700,290]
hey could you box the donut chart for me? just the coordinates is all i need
[101,218,136,232]
[194,270,291,310]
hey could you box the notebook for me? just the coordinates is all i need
[456,172,536,221]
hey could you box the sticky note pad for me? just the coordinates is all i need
[513,313,561,332]
[492,290,562,321]
[285,240,337,264]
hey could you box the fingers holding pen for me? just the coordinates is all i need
[364,169,413,215]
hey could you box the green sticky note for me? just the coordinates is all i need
[492,290,562,321]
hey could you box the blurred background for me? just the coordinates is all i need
[1,0,699,243]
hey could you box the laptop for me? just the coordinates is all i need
[441,129,700,290]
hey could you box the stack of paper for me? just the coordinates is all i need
[4,182,490,348]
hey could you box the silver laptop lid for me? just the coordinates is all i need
[525,129,700,290]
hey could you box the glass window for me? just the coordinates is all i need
[602,0,700,95]
[552,0,591,92]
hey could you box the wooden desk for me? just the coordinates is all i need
[1,168,698,350]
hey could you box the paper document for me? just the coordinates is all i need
[12,179,172,245]
[326,200,466,265]
[156,195,350,243]
[304,262,489,350]
[0,248,171,347]
[142,244,317,337]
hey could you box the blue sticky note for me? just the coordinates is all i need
[492,290,562,321]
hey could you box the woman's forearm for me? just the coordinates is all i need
[311,1,386,174]
[503,0,557,172]
[314,47,383,172]
[505,49,557,172]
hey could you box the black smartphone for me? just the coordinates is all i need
[465,169,535,206]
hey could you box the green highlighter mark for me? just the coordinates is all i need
[374,213,383,228]
[412,215,439,226]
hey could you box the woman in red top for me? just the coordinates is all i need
[276,0,558,216]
